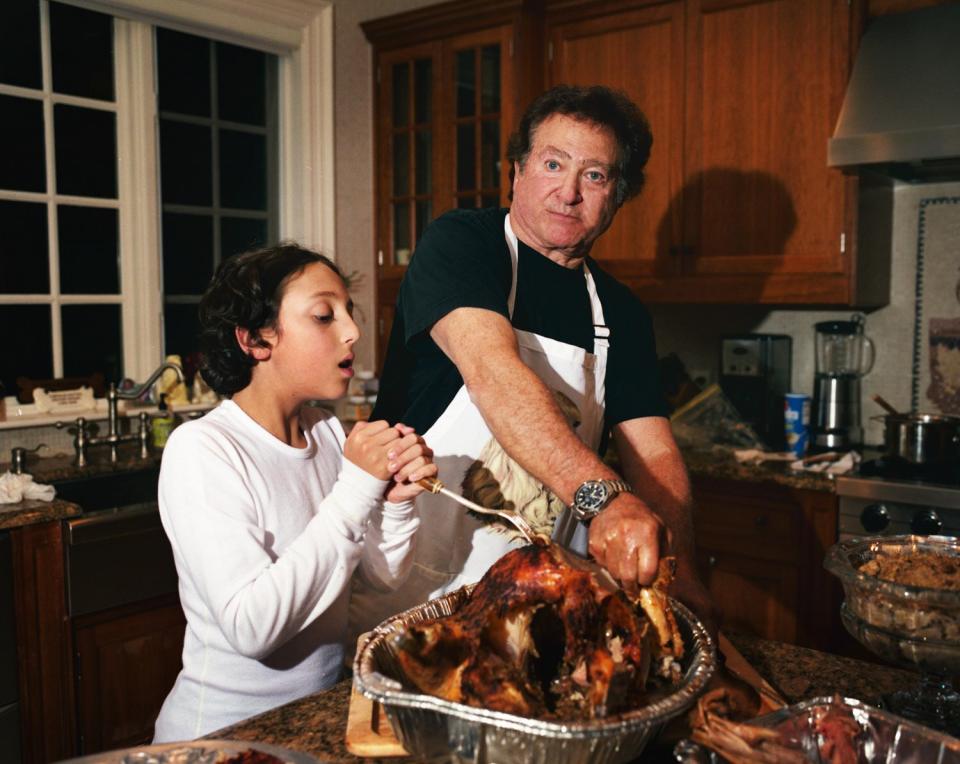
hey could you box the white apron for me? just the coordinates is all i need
[350,215,610,634]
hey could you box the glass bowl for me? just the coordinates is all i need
[824,534,960,734]
[673,695,960,763]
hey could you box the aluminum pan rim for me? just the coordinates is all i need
[354,584,716,740]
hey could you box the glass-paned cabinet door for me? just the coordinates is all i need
[452,32,509,211]
[382,50,436,268]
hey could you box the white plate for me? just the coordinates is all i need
[56,739,321,764]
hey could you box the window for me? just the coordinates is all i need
[0,1,124,395]
[0,0,323,400]
[156,28,278,365]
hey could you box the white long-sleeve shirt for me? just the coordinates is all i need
[153,400,419,742]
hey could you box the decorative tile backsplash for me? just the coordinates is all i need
[913,197,960,413]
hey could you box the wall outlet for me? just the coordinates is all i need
[690,368,714,387]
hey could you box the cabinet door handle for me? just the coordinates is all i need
[708,555,717,568]
[754,515,768,528]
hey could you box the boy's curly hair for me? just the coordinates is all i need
[198,242,341,396]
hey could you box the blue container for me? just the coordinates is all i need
[784,393,811,457]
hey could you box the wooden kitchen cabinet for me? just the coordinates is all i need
[547,1,685,283]
[548,0,878,305]
[73,596,185,753]
[690,475,842,650]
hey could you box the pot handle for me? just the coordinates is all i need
[860,336,876,375]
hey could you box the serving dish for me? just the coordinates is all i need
[56,739,320,764]
[824,534,960,734]
[353,585,716,764]
[674,695,960,763]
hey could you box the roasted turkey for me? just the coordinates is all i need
[391,542,684,721]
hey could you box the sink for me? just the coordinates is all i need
[52,466,159,513]
[52,467,177,616]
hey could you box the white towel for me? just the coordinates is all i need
[0,472,57,503]
[790,451,861,475]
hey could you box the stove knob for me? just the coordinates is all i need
[860,503,890,532]
[911,509,942,536]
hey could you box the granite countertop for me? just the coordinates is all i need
[205,631,918,762]
[0,447,160,529]
[681,448,837,492]
[0,496,82,529]
[2,448,163,485]
[7,439,834,495]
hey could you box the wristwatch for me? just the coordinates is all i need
[570,479,632,522]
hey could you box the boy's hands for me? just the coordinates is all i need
[384,424,436,503]
[344,421,436,501]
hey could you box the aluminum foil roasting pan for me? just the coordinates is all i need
[674,696,960,763]
[353,585,716,764]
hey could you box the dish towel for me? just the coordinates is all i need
[733,449,861,476]
[0,472,57,503]
[790,451,861,475]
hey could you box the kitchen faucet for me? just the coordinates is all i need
[58,362,184,467]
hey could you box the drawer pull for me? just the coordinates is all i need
[754,515,768,528]
[708,555,717,568]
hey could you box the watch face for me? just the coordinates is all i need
[575,481,608,512]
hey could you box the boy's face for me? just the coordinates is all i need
[259,261,359,402]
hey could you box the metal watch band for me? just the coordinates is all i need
[571,479,633,522]
[603,479,632,494]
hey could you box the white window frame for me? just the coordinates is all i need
[61,0,335,381]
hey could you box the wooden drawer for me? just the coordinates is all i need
[692,490,800,564]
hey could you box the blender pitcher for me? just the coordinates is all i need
[812,313,875,449]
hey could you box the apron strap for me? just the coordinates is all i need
[505,214,610,355]
[583,264,609,353]
[504,214,521,318]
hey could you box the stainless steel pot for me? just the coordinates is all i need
[881,413,960,466]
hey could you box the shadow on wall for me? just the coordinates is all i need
[648,168,798,379]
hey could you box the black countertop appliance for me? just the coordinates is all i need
[719,334,792,451]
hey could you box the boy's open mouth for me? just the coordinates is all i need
[338,357,353,369]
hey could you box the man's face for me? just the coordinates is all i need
[509,113,620,262]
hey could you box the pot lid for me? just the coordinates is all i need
[815,320,860,335]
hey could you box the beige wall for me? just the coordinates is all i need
[330,0,446,373]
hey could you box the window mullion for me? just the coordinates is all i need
[39,0,64,378]
[114,18,162,381]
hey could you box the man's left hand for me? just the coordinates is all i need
[588,493,670,593]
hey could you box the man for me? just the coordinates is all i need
[352,85,713,633]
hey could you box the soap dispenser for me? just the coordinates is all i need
[151,394,176,448]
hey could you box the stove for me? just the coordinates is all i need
[836,458,960,540]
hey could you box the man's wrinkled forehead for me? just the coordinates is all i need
[529,113,621,169]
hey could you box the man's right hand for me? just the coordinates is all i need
[587,493,670,594]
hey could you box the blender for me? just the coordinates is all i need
[812,314,875,450]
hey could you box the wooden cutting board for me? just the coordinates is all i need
[343,632,785,758]
[345,634,409,758]
[717,633,786,715]
[345,681,409,757]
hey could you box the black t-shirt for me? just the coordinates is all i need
[372,207,668,449]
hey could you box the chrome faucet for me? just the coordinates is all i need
[58,362,184,466]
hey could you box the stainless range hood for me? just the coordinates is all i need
[828,3,960,181]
